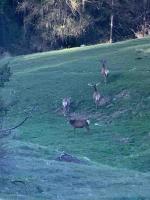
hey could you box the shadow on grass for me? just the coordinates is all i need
[108,73,122,83]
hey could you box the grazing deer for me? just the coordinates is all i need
[130,28,143,38]
[67,114,90,133]
[88,83,101,109]
[100,60,109,83]
[62,97,71,115]
[134,31,144,39]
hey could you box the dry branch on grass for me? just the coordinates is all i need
[0,116,31,138]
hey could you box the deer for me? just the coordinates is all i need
[88,83,101,109]
[130,27,148,39]
[66,113,90,133]
[62,97,71,116]
[100,59,109,83]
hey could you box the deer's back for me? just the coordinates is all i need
[69,119,88,128]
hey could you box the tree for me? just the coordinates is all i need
[1,0,150,53]
[109,0,114,43]
[0,0,8,47]
[16,0,92,51]
[0,63,31,138]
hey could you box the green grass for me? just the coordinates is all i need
[0,37,150,199]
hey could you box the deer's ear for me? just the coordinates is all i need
[88,83,93,87]
[96,82,100,86]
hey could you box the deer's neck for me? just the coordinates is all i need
[102,64,106,69]
[94,86,97,92]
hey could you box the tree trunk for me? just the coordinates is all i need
[82,0,85,12]
[109,0,114,43]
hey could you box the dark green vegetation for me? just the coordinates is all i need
[0,38,150,199]
[0,0,150,54]
[0,0,23,54]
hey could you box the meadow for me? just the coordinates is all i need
[0,37,150,199]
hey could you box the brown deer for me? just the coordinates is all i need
[66,113,90,133]
[62,97,71,115]
[88,83,101,109]
[100,60,109,83]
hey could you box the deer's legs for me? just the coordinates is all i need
[96,103,98,109]
[85,125,90,132]
[103,76,107,84]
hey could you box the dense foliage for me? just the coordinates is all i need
[0,0,150,54]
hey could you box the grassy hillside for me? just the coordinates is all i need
[0,37,150,199]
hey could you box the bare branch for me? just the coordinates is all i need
[0,116,30,138]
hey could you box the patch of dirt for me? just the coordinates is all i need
[55,152,87,164]
[99,96,111,106]
[113,90,130,100]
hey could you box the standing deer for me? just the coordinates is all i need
[66,113,90,133]
[62,97,71,115]
[100,60,109,83]
[88,83,101,109]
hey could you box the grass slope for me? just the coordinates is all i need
[0,139,150,200]
[0,37,150,199]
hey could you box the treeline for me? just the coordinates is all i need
[0,0,150,54]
